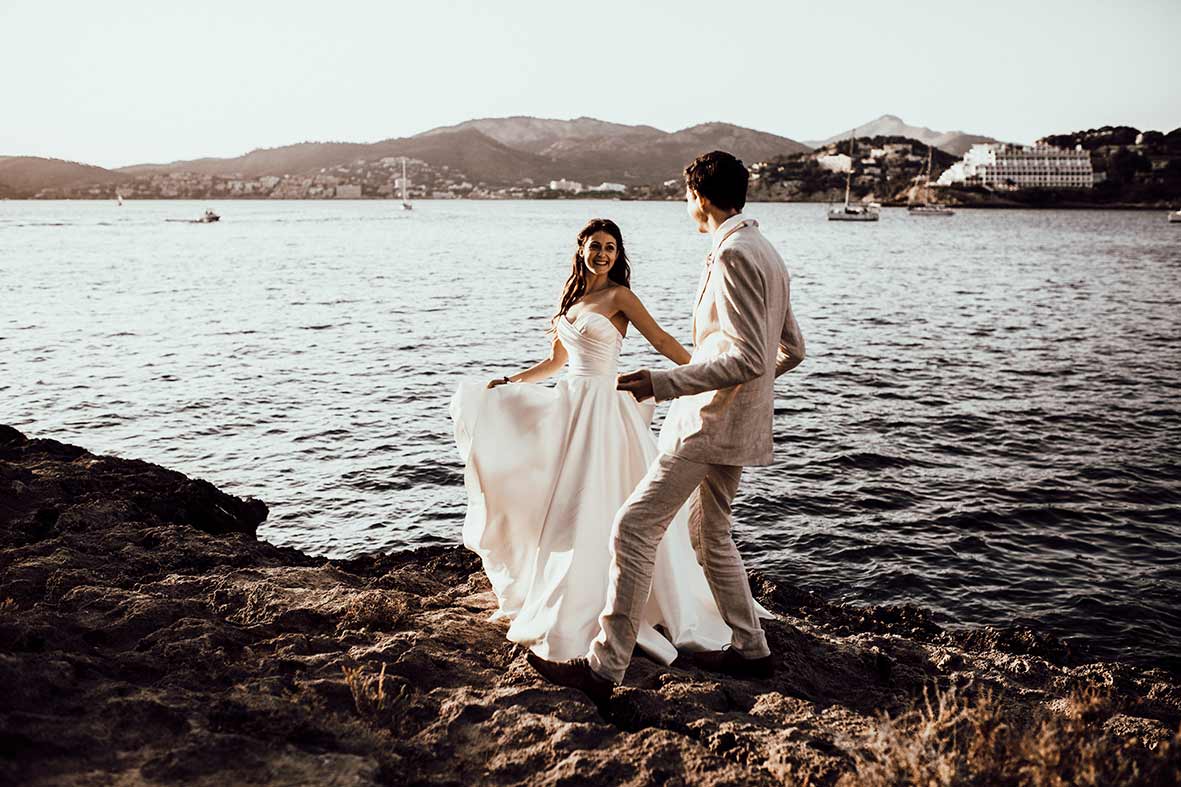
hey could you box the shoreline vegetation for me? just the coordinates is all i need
[2,424,1179,785]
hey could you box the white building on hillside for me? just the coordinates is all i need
[816,153,852,173]
[592,182,627,192]
[549,179,583,192]
[938,143,1094,190]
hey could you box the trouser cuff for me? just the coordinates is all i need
[587,651,622,685]
[733,633,771,660]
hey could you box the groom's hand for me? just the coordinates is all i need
[618,370,654,401]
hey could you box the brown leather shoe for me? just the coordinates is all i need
[526,654,614,706]
[692,648,775,680]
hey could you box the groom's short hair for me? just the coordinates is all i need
[684,151,748,212]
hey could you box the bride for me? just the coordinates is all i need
[450,218,768,666]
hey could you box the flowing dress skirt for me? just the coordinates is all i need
[451,374,769,664]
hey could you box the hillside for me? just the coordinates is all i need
[115,142,385,178]
[1039,125,1181,152]
[662,122,812,162]
[807,114,1000,156]
[115,129,561,185]
[418,117,811,183]
[519,121,810,185]
[739,135,961,205]
[420,115,666,154]
[931,132,1000,157]
[0,156,128,197]
[101,119,806,188]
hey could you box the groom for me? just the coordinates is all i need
[528,150,806,703]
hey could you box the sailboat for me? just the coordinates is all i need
[908,146,954,216]
[400,157,413,210]
[827,135,880,222]
[116,192,124,206]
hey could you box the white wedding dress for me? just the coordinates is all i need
[450,311,770,665]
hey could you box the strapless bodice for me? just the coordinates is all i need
[556,312,622,377]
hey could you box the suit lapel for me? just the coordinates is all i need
[692,220,752,340]
[692,260,711,340]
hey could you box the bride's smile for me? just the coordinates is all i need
[582,231,618,280]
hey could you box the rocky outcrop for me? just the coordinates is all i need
[2,425,1178,785]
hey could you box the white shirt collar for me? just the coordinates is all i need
[710,212,755,257]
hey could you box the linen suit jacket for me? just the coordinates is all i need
[650,216,805,467]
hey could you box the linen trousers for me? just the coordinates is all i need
[588,452,770,683]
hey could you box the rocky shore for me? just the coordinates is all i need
[2,425,1178,785]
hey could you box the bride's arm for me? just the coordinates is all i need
[613,288,692,365]
[487,329,568,387]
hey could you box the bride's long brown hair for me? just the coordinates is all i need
[554,218,632,323]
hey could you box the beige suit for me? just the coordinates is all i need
[588,214,805,683]
[652,217,804,465]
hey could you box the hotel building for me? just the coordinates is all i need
[938,143,1094,190]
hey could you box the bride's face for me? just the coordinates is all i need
[581,231,619,276]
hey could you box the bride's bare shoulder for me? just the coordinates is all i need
[610,285,644,310]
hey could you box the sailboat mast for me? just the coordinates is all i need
[922,145,933,204]
[844,134,853,208]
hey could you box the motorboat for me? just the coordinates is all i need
[165,209,220,224]
[828,203,881,221]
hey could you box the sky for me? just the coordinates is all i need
[2,0,1178,169]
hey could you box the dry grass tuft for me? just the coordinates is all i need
[342,662,411,729]
[339,590,411,632]
[838,683,1181,786]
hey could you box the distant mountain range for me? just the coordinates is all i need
[0,117,815,197]
[1,114,1004,197]
[419,116,812,184]
[117,128,558,185]
[111,117,812,187]
[805,114,1001,156]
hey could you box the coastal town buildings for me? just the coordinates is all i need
[938,143,1094,190]
[548,179,583,192]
